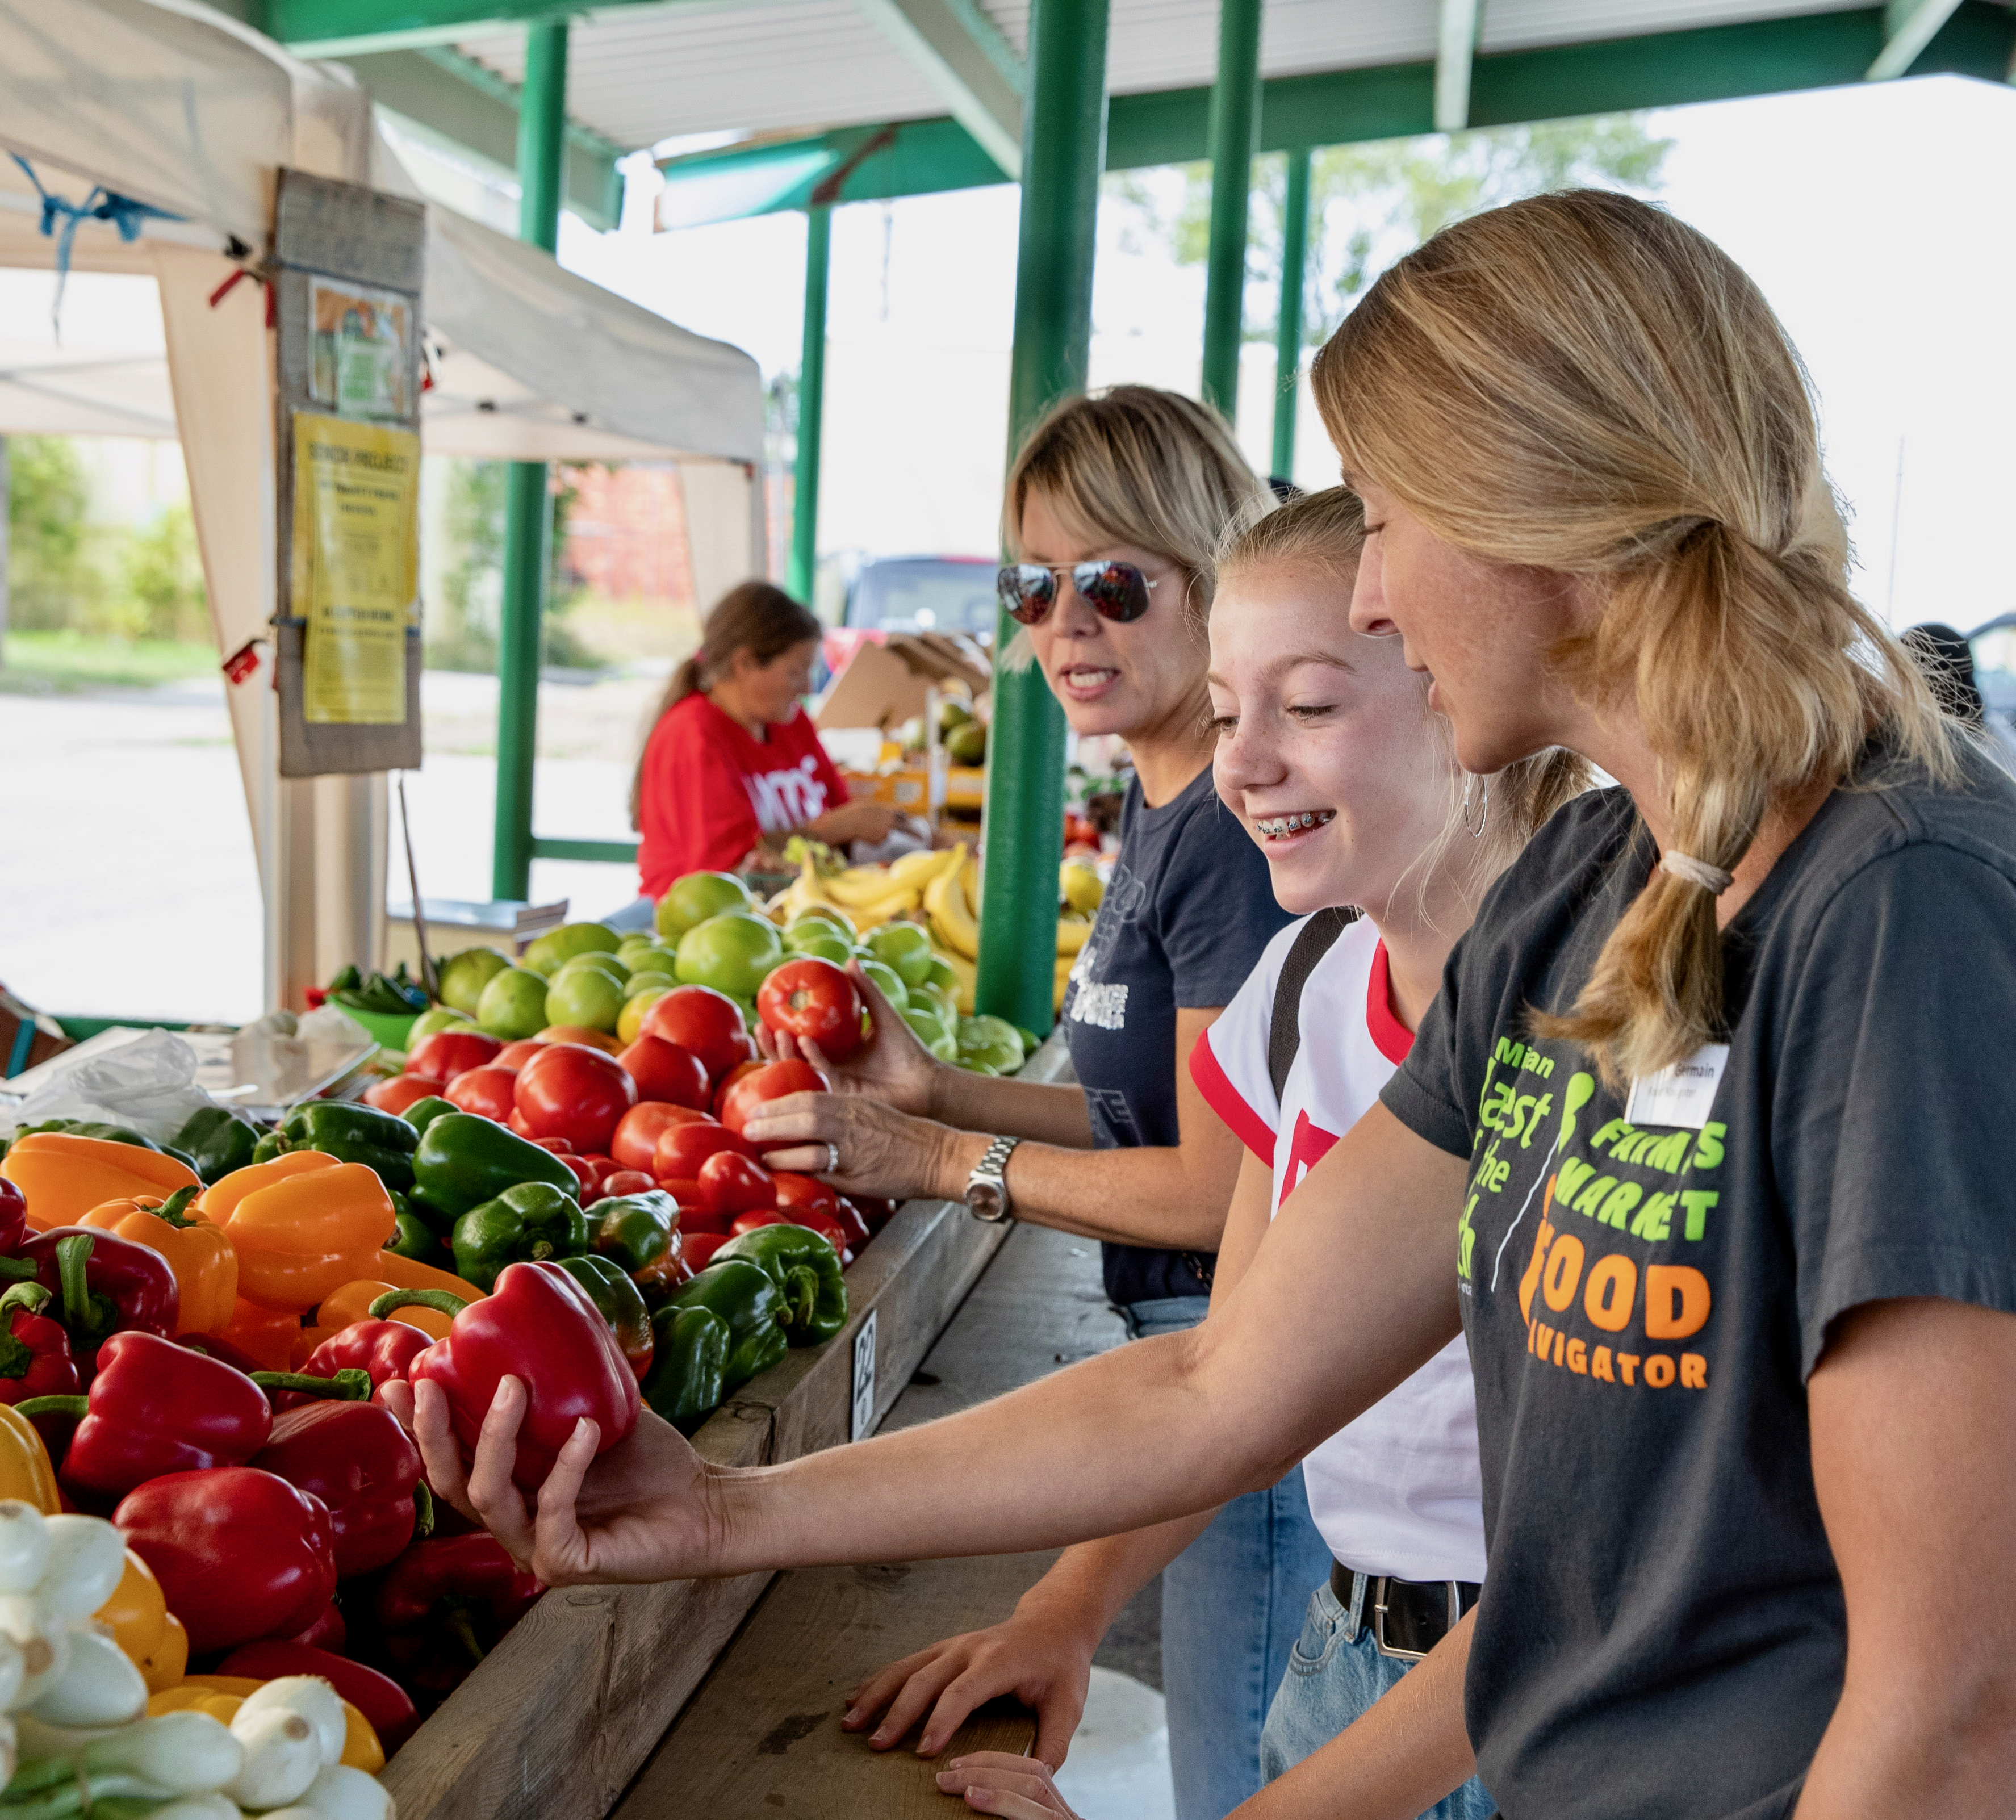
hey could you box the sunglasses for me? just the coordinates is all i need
[997,560,1159,626]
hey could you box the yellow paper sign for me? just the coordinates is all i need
[293,413,419,725]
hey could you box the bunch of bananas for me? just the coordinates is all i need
[780,846,961,928]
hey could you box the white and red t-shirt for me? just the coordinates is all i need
[636,693,849,898]
[1189,914,1487,1583]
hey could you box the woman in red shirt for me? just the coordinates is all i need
[626,582,897,908]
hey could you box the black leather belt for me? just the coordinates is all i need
[1329,1560,1480,1663]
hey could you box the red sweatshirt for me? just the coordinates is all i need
[635,692,849,897]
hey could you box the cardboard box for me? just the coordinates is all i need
[814,633,990,734]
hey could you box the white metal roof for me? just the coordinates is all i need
[457,0,1871,153]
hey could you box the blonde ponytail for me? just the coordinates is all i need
[1311,189,1955,1082]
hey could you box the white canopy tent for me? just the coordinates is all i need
[0,0,766,1011]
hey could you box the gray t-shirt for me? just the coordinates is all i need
[1381,744,2016,1820]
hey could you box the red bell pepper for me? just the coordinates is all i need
[0,1179,27,1254]
[282,1320,430,1408]
[115,1466,338,1654]
[252,1400,424,1578]
[18,1329,274,1497]
[218,1639,420,1752]
[0,1283,79,1407]
[374,1533,542,1705]
[15,1228,178,1363]
[396,1260,639,1490]
[269,1600,346,1653]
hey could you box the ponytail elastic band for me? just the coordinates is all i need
[1661,851,1734,894]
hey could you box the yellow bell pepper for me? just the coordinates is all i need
[1,1133,200,1233]
[369,1247,488,1306]
[200,1155,395,1312]
[316,1276,454,1340]
[0,1404,60,1513]
[216,1296,304,1372]
[78,1190,238,1336]
[95,1550,187,1692]
[150,1677,384,1772]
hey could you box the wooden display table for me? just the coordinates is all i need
[380,1044,1083,1820]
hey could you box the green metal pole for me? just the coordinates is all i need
[1271,145,1310,479]
[1200,0,1262,417]
[491,18,568,902]
[974,0,1109,1035]
[787,205,831,606]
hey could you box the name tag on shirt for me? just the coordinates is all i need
[1624,1043,1729,1130]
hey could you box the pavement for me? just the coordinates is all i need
[0,667,671,1025]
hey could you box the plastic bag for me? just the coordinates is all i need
[0,1027,215,1144]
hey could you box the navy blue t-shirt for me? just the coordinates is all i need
[1061,765,1293,1305]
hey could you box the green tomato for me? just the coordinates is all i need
[616,935,662,965]
[903,1006,957,1062]
[917,953,961,997]
[555,951,629,985]
[855,956,909,1012]
[912,980,957,1023]
[437,947,508,1015]
[407,1006,476,1043]
[957,1014,1025,1075]
[674,910,784,1001]
[543,965,626,1034]
[656,871,753,940]
[792,903,858,941]
[624,969,677,998]
[475,965,551,1040]
[522,921,622,977]
[784,924,854,965]
[866,921,935,987]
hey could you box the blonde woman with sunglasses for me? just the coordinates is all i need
[396,195,2016,1820]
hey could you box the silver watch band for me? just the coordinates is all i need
[965,1134,1020,1223]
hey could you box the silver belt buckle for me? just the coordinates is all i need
[1369,1576,1464,1664]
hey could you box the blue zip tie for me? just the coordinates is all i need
[10,154,184,340]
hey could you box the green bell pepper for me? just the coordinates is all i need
[640,1307,729,1434]
[170,1107,263,1185]
[401,1096,457,1136]
[384,1201,444,1263]
[585,1191,677,1277]
[663,1260,788,1390]
[267,1100,420,1194]
[451,1182,589,1292]
[557,1254,654,1379]
[713,1225,848,1346]
[408,1112,577,1235]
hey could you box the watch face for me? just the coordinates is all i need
[967,1182,1007,1222]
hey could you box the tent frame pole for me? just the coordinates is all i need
[973,0,1109,1034]
[788,204,831,605]
[1270,144,1310,480]
[492,16,569,902]
[1201,0,1262,417]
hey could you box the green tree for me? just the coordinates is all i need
[1113,112,1672,348]
[114,503,208,643]
[5,436,94,631]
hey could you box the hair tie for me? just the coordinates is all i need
[1660,850,1733,894]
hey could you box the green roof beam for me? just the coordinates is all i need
[1866,0,1965,77]
[854,0,1025,177]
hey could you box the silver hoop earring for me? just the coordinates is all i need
[1460,773,1490,839]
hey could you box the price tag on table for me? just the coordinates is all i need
[851,1308,878,1442]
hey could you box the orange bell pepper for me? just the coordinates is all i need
[218,1297,305,1371]
[201,1157,395,1312]
[96,1550,187,1692]
[78,1186,238,1336]
[1,1134,200,1233]
[368,1246,488,1306]
[317,1277,454,1340]
[0,1404,59,1512]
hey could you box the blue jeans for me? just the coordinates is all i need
[1260,1575,1495,1820]
[1120,1296,1333,1820]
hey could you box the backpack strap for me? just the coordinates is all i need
[1266,906,1358,1104]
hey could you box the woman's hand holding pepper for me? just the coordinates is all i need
[739,1092,975,1202]
[760,967,943,1117]
[382,1374,721,1587]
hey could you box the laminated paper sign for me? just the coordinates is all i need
[292,412,419,725]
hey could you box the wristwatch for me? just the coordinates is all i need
[964,1135,1021,1223]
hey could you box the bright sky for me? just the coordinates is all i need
[471,72,2016,633]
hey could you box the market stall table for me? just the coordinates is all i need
[612,1220,1127,1818]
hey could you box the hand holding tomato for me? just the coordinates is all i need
[757,958,865,1061]
[759,963,940,1117]
[717,1061,831,1150]
[739,1090,957,1201]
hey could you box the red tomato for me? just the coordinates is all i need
[639,986,750,1084]
[512,1042,638,1154]
[731,1210,847,1252]
[832,1196,873,1252]
[445,1065,519,1122]
[718,1060,831,1149]
[756,958,866,1060]
[363,1074,441,1115]
[555,1154,597,1196]
[653,1176,704,1204]
[405,1028,503,1084]
[681,1232,733,1272]
[652,1120,751,1180]
[697,1150,775,1215]
[610,1102,711,1174]
[528,1136,576,1154]
[588,1169,655,1206]
[772,1172,839,1222]
[614,1036,710,1111]
[710,1060,762,1120]
[495,1040,543,1071]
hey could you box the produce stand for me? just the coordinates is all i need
[377,1039,1074,1820]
